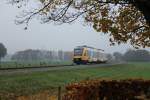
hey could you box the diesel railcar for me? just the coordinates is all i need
[73,45,107,64]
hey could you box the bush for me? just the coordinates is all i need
[63,79,150,100]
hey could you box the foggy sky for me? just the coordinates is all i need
[0,2,149,54]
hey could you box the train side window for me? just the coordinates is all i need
[88,50,91,56]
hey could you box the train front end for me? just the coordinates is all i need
[73,47,83,64]
[73,45,108,64]
[73,47,88,64]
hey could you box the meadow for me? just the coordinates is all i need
[0,60,72,68]
[0,62,150,99]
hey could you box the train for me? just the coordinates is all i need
[73,45,108,64]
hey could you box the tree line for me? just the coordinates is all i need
[11,49,73,62]
[112,49,150,62]
[0,42,149,63]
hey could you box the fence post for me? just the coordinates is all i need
[58,86,61,100]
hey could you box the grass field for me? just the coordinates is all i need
[0,61,72,68]
[0,62,150,98]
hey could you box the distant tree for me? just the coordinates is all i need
[44,51,53,60]
[11,49,43,61]
[106,54,114,62]
[123,49,135,61]
[64,51,73,61]
[113,52,123,61]
[11,49,73,61]
[123,49,150,62]
[0,43,7,67]
[58,50,64,61]
[135,50,150,61]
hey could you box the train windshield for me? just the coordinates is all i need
[74,48,83,56]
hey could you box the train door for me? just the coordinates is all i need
[81,48,88,64]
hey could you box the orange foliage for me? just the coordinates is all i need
[63,79,150,100]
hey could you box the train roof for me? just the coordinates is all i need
[76,45,104,51]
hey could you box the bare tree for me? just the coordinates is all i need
[0,43,7,67]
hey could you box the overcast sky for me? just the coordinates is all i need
[0,1,149,54]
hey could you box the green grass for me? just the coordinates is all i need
[0,60,72,68]
[0,62,150,96]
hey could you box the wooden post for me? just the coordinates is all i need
[58,86,61,100]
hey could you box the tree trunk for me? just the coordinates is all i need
[0,58,1,68]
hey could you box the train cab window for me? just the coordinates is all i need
[74,48,83,56]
